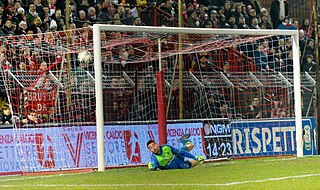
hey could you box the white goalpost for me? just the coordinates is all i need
[93,25,302,172]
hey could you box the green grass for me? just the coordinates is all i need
[1,156,320,189]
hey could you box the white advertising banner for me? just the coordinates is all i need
[0,123,204,173]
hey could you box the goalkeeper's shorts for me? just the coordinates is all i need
[183,160,192,169]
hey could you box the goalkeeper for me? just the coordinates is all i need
[147,134,204,170]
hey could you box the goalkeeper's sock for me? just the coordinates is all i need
[178,133,191,146]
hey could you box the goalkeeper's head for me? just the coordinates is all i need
[147,139,160,154]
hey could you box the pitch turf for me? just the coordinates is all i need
[1,156,320,189]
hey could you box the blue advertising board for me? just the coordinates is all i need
[0,123,204,173]
[232,118,317,157]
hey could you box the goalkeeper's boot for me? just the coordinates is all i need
[178,133,191,146]
[195,156,205,164]
[178,133,194,152]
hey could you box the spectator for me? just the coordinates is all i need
[222,61,231,77]
[234,4,243,23]
[301,54,316,73]
[218,6,225,18]
[259,14,272,29]
[277,16,296,30]
[69,3,79,24]
[249,17,260,29]
[127,45,138,61]
[14,7,25,23]
[285,51,293,72]
[41,6,51,30]
[0,104,12,125]
[25,2,38,27]
[87,7,100,23]
[270,0,289,29]
[247,96,261,119]
[198,52,215,72]
[94,3,106,21]
[300,19,312,38]
[34,0,44,18]
[185,3,194,20]
[31,16,43,33]
[133,17,143,26]
[223,0,233,21]
[269,49,285,71]
[47,0,57,16]
[259,7,268,18]
[112,13,123,25]
[14,1,23,11]
[218,101,232,119]
[187,11,200,28]
[278,38,286,52]
[237,16,249,29]
[298,29,306,55]
[197,5,207,27]
[76,10,88,28]
[254,44,268,70]
[4,6,16,22]
[0,5,4,26]
[21,109,41,125]
[117,46,128,67]
[161,0,176,17]
[106,100,120,121]
[293,20,299,29]
[38,61,47,72]
[121,6,134,25]
[207,10,218,28]
[78,0,91,14]
[2,19,14,34]
[15,21,27,35]
[49,19,58,31]
[103,49,117,71]
[101,0,112,12]
[228,15,237,29]
[246,9,257,26]
[270,100,284,118]
[53,9,65,31]
[203,20,213,28]
[303,39,315,60]
[116,3,124,19]
[218,14,229,28]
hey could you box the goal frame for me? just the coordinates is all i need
[92,24,301,172]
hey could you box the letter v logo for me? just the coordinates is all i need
[35,134,55,168]
[63,132,83,167]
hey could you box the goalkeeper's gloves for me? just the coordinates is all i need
[195,156,205,163]
[148,162,155,170]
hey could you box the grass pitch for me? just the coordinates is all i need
[1,156,320,189]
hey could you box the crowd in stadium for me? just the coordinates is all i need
[0,0,317,124]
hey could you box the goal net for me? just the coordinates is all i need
[0,25,310,174]
[92,25,305,171]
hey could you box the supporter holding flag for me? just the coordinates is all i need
[277,16,296,30]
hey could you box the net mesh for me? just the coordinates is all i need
[0,27,313,172]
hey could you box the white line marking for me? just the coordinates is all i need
[0,173,319,187]
[0,172,87,183]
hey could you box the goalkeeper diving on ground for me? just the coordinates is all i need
[147,134,204,170]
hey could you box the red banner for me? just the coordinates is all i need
[23,88,56,116]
